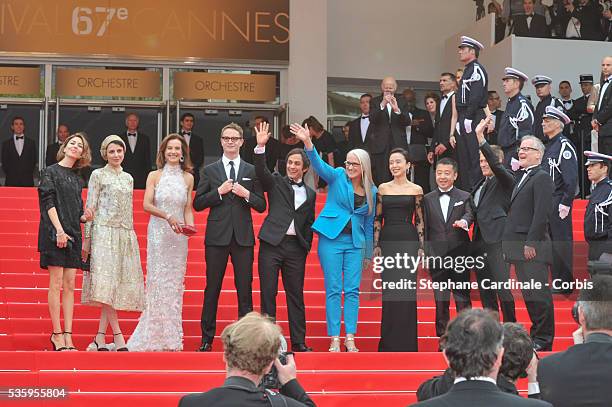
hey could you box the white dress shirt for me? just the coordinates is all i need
[360,116,369,142]
[516,164,539,189]
[454,376,497,385]
[221,155,241,180]
[440,91,454,114]
[286,180,307,235]
[405,112,413,145]
[181,130,192,146]
[127,131,138,153]
[13,134,24,156]
[439,186,454,222]
[598,77,610,111]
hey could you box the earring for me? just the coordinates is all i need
[179,156,185,163]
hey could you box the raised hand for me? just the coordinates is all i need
[290,123,311,144]
[231,182,250,200]
[255,122,271,147]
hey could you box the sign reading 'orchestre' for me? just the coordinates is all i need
[0,0,289,62]
[173,72,276,101]
[55,69,161,98]
[0,67,40,95]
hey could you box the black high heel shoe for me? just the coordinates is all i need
[63,331,77,351]
[93,332,109,351]
[114,333,129,352]
[50,332,67,351]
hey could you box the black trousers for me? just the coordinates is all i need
[458,110,486,191]
[430,261,472,337]
[473,240,516,322]
[258,236,308,346]
[513,260,555,349]
[371,149,392,186]
[549,198,574,285]
[599,135,612,156]
[201,236,254,343]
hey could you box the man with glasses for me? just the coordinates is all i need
[193,123,267,352]
[503,135,555,351]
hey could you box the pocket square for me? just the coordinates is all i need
[453,201,464,207]
[241,177,252,181]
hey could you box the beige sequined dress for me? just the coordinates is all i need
[81,165,145,311]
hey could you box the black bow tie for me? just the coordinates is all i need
[127,133,136,137]
[361,115,369,119]
[15,136,24,140]
[442,95,448,100]
[289,179,304,187]
[438,189,451,196]
[527,14,534,18]
[182,131,191,136]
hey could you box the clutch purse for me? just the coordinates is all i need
[180,224,197,236]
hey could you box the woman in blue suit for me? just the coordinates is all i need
[290,123,376,352]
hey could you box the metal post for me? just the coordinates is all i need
[176,100,181,133]
[40,97,48,171]
[165,100,171,140]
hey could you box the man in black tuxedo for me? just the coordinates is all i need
[471,118,516,322]
[179,113,204,188]
[403,88,434,193]
[193,123,267,352]
[253,122,315,353]
[536,275,612,407]
[485,91,504,145]
[348,93,371,151]
[561,0,604,40]
[369,76,412,185]
[593,56,612,155]
[423,158,474,338]
[503,135,555,351]
[410,309,551,407]
[429,73,458,169]
[241,116,280,172]
[513,0,551,38]
[45,124,70,167]
[1,116,37,187]
[119,112,151,189]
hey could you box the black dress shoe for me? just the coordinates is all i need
[197,342,212,352]
[291,343,313,352]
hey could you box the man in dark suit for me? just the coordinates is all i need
[503,135,555,351]
[423,158,474,338]
[536,275,612,407]
[410,309,551,407]
[348,93,371,151]
[513,0,551,38]
[179,113,204,188]
[45,124,69,167]
[429,73,458,168]
[119,112,151,189]
[573,74,594,196]
[1,116,37,187]
[471,117,516,322]
[253,122,316,353]
[561,0,604,40]
[486,91,504,145]
[403,88,434,193]
[593,56,612,155]
[241,116,280,172]
[178,313,314,407]
[193,123,267,352]
[369,76,412,185]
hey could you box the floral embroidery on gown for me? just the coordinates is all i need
[127,164,188,351]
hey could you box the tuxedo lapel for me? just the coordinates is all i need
[445,192,458,225]
[433,191,446,225]
[280,177,295,207]
[511,169,535,202]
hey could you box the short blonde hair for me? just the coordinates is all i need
[56,133,92,169]
[220,122,244,138]
[221,312,281,375]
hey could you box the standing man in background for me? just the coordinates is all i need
[179,113,204,188]
[593,57,612,155]
[45,124,70,167]
[120,112,151,189]
[348,93,371,151]
[1,116,37,187]
[532,75,566,141]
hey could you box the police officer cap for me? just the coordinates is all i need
[531,75,553,87]
[584,151,612,167]
[503,67,529,82]
[542,106,571,124]
[458,36,484,50]
[579,74,594,84]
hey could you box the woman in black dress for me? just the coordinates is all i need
[38,133,92,351]
[374,148,424,352]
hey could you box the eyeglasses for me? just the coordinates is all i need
[344,161,361,168]
[221,136,243,143]
[517,146,539,153]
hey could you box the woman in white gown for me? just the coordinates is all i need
[127,134,195,351]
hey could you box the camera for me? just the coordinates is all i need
[572,302,580,325]
[261,335,290,390]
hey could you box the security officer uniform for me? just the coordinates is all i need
[584,152,612,261]
[541,106,578,291]
[532,75,567,141]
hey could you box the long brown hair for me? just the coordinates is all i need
[56,133,92,169]
[156,133,193,173]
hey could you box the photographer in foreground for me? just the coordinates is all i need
[178,312,315,407]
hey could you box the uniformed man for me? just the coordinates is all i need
[532,75,566,141]
[457,36,489,191]
[583,151,612,263]
[498,68,535,168]
[573,74,595,197]
[541,106,578,294]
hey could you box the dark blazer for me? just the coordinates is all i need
[471,142,515,243]
[502,166,553,263]
[432,93,456,154]
[486,110,504,145]
[254,151,316,252]
[410,107,434,146]
[594,79,612,138]
[242,136,281,172]
[1,136,37,187]
[560,3,604,41]
[410,380,551,407]
[348,115,370,150]
[537,333,612,407]
[368,93,412,153]
[119,131,151,189]
[185,132,204,187]
[423,187,474,256]
[513,14,550,38]
[193,158,266,246]
[45,142,61,167]
[178,376,314,407]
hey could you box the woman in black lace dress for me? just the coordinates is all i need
[38,134,92,351]
[374,148,425,352]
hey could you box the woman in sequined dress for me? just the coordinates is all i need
[81,135,145,351]
[127,134,195,351]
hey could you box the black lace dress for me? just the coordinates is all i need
[38,163,84,269]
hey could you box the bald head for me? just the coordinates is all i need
[602,56,612,78]
[381,77,398,95]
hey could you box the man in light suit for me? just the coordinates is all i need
[193,123,267,352]
[593,56,612,155]
[1,116,37,187]
[253,122,316,353]
[348,93,371,151]
[179,113,204,188]
[503,135,555,351]
[423,158,474,338]
[119,112,151,189]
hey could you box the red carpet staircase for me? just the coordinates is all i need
[0,187,587,406]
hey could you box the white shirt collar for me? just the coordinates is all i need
[222,155,241,167]
[439,186,454,193]
[454,376,497,385]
